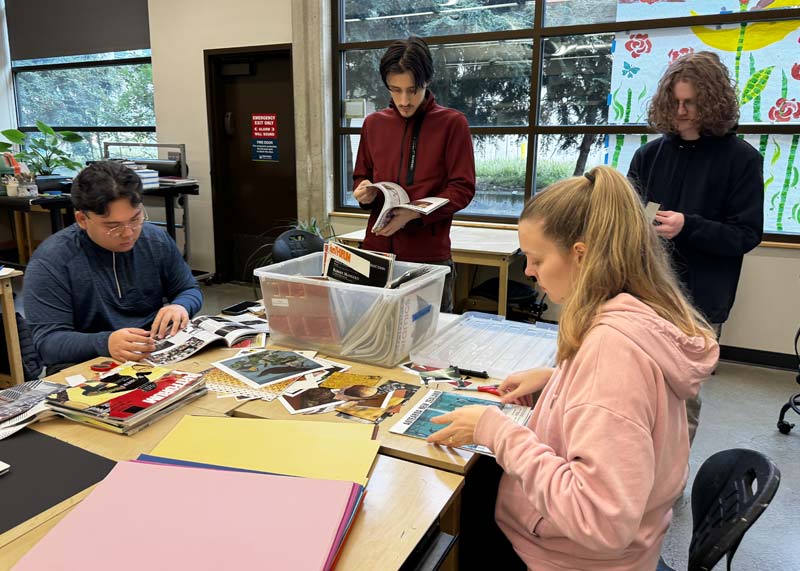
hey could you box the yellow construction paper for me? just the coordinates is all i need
[149,416,379,485]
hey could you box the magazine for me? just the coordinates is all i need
[368,181,449,232]
[45,363,206,434]
[323,242,395,287]
[213,349,329,390]
[146,314,270,365]
[0,380,66,440]
[389,390,533,456]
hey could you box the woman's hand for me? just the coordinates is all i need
[426,405,489,448]
[498,367,554,405]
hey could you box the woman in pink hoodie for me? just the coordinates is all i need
[427,165,719,571]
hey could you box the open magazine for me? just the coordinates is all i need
[369,181,449,232]
[146,314,269,366]
[389,390,533,456]
[0,380,66,440]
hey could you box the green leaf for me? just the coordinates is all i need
[771,139,781,166]
[792,203,799,223]
[792,166,799,188]
[770,192,779,210]
[637,83,647,102]
[1,129,26,145]
[611,87,624,122]
[58,131,83,143]
[740,66,774,106]
[764,175,774,192]
[35,121,56,137]
[0,142,11,152]
[781,70,788,100]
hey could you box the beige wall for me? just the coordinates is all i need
[148,0,293,273]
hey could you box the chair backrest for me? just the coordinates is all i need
[688,448,781,571]
[271,229,324,263]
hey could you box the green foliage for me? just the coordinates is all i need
[0,121,84,175]
[476,158,525,188]
[534,159,574,191]
[739,66,774,106]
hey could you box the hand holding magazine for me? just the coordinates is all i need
[369,182,449,232]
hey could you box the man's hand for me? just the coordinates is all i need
[354,180,378,204]
[108,328,155,362]
[373,208,421,237]
[654,210,685,239]
[426,405,489,448]
[498,367,554,405]
[150,304,190,340]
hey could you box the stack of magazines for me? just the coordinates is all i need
[45,363,206,435]
[0,380,66,440]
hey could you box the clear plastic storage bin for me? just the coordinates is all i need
[255,252,449,368]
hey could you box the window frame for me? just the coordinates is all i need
[11,54,156,141]
[331,2,800,243]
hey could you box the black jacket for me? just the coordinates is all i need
[628,133,763,323]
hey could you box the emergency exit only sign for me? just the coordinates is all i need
[252,113,277,138]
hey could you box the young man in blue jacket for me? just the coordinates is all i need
[24,161,202,369]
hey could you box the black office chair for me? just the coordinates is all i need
[776,326,800,435]
[688,449,780,571]
[271,229,325,263]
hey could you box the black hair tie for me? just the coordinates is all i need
[584,172,595,184]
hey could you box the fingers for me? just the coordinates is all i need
[426,427,455,445]
[170,311,188,337]
[429,413,452,425]
[150,310,164,339]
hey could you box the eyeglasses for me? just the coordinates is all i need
[85,209,148,237]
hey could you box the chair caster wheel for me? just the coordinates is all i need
[777,420,794,435]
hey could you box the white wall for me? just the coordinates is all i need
[147,0,292,274]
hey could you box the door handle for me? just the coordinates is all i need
[224,112,234,135]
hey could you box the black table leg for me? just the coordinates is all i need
[164,196,176,240]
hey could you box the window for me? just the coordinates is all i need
[11,51,157,173]
[333,1,800,241]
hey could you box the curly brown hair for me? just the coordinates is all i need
[648,51,739,137]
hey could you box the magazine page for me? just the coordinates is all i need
[145,324,220,366]
[213,349,329,390]
[394,196,449,215]
[371,181,409,231]
[193,315,269,345]
[0,380,66,424]
[389,390,533,456]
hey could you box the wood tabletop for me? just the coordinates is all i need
[339,225,520,257]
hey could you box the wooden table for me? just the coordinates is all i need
[0,269,23,387]
[339,226,522,316]
[0,358,465,571]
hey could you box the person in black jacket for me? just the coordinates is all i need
[628,51,763,444]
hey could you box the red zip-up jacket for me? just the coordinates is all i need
[353,92,476,262]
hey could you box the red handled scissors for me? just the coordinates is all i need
[448,379,502,397]
[90,360,119,372]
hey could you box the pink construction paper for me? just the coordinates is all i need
[16,461,359,571]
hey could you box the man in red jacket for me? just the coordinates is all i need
[353,36,476,312]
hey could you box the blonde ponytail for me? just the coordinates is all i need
[521,165,714,363]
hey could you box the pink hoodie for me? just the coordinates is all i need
[474,293,719,571]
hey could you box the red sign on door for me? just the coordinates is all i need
[252,113,277,138]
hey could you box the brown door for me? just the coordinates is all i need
[205,45,297,282]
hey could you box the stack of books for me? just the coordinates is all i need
[158,176,198,186]
[45,363,207,435]
[133,168,160,189]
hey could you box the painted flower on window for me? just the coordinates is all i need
[792,63,800,81]
[768,98,800,122]
[668,48,694,63]
[625,34,652,59]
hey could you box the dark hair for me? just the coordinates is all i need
[648,51,739,137]
[71,161,143,215]
[380,36,434,89]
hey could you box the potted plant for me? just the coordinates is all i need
[0,121,83,190]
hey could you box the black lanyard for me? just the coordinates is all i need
[406,110,426,187]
